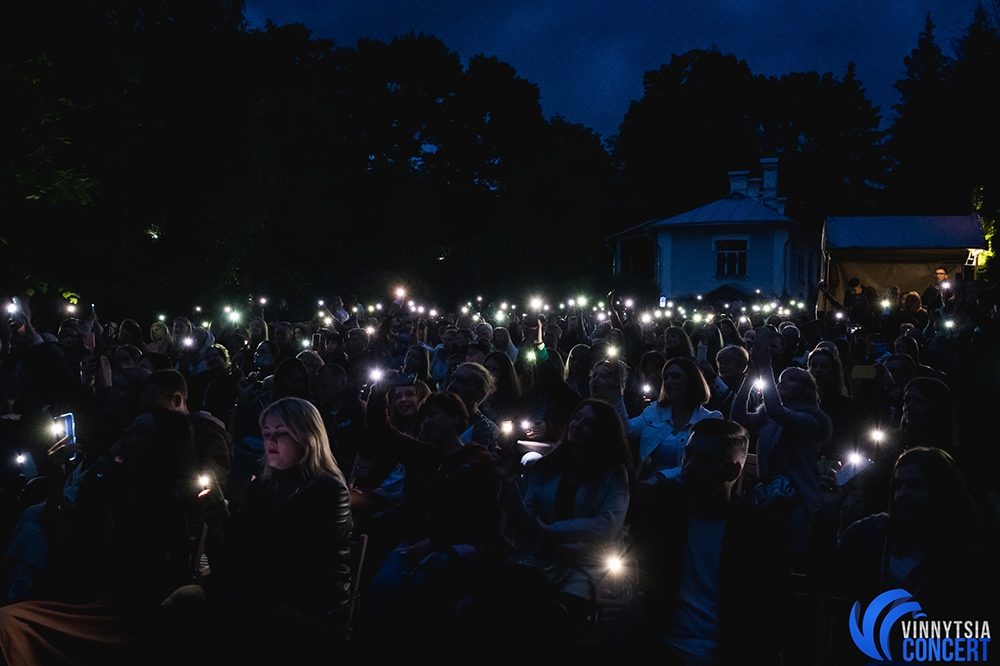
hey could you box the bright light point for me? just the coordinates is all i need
[696,295,702,301]
[408,300,415,307]
[198,475,210,488]
[324,318,332,326]
[368,305,375,312]
[666,301,674,308]
[543,305,549,311]
[224,306,231,313]
[724,303,730,309]
[370,370,383,381]
[302,340,311,347]
[944,320,955,328]
[417,306,425,314]
[641,313,651,323]
[693,313,703,323]
[740,316,748,323]
[597,312,606,321]
[567,299,575,306]
[395,289,405,299]
[318,311,325,317]
[871,430,885,443]
[195,306,202,312]
[607,347,618,358]
[158,314,166,321]
[835,312,844,320]
[6,303,17,314]
[182,337,194,347]
[66,304,76,314]
[755,289,761,294]
[848,453,863,466]
[762,305,772,313]
[259,298,267,305]
[429,309,437,317]
[51,423,63,436]
[941,282,951,290]
[228,311,240,322]
[625,299,634,308]
[525,350,536,362]
[798,303,805,309]
[559,303,565,309]
[654,310,662,318]
[880,300,890,309]
[789,300,796,306]
[607,557,623,574]
[318,300,324,306]
[201,322,209,328]
[520,420,532,431]
[642,384,652,394]
[496,311,504,320]
[530,298,543,310]
[15,455,26,465]
[352,306,358,313]
[501,302,508,310]
[665,311,673,318]
[754,379,765,391]
[501,421,513,434]
[376,303,383,310]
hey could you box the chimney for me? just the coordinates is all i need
[760,157,779,202]
[747,178,761,200]
[728,170,750,195]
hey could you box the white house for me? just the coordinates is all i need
[609,158,822,301]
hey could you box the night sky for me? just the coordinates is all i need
[243,0,984,140]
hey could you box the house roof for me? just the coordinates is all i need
[824,215,985,251]
[607,191,791,241]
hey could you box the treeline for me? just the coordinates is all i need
[1,1,997,322]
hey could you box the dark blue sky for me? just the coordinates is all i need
[244,0,984,140]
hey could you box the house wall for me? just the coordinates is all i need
[657,227,819,299]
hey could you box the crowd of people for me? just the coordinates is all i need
[0,273,997,664]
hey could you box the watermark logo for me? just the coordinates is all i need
[850,589,927,661]
[850,589,991,662]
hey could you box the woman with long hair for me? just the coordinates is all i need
[807,347,854,458]
[662,325,695,360]
[629,357,721,498]
[733,339,832,556]
[481,351,521,424]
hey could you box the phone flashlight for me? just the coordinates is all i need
[642,384,653,394]
[370,369,384,381]
[870,429,885,443]
[753,379,765,391]
[6,302,19,315]
[15,454,26,465]
[501,421,513,435]
[183,337,194,347]
[606,347,618,358]
[520,420,531,431]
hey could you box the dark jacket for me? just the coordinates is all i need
[632,482,790,665]
[212,468,353,631]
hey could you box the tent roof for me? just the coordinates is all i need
[825,215,985,251]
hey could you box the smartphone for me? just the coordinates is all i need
[836,457,874,486]
[53,413,77,462]
[82,332,95,353]
[312,333,323,349]
[659,296,667,308]
[697,343,708,362]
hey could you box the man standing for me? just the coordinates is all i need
[633,419,789,665]
[921,267,950,310]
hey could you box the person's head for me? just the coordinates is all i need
[202,344,229,373]
[682,419,749,502]
[118,319,143,348]
[345,327,368,356]
[555,399,632,476]
[273,321,294,348]
[475,323,494,344]
[116,345,143,370]
[807,348,846,397]
[889,447,978,536]
[543,324,562,351]
[893,336,920,363]
[295,350,324,382]
[247,317,268,342]
[171,317,193,343]
[121,408,198,491]
[492,327,511,349]
[390,379,431,420]
[902,292,922,313]
[108,367,153,420]
[883,354,917,390]
[589,360,627,400]
[776,367,820,408]
[483,351,520,402]
[715,345,748,386]
[901,378,954,447]
[313,361,349,406]
[403,345,429,377]
[847,278,862,295]
[273,358,310,400]
[663,326,694,358]
[659,357,710,408]
[253,340,279,370]
[446,363,495,411]
[259,397,342,480]
[565,344,592,380]
[141,370,188,414]
[934,267,948,283]
[418,391,470,444]
[638,350,667,386]
[717,318,743,346]
[465,341,491,366]
[150,321,169,344]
